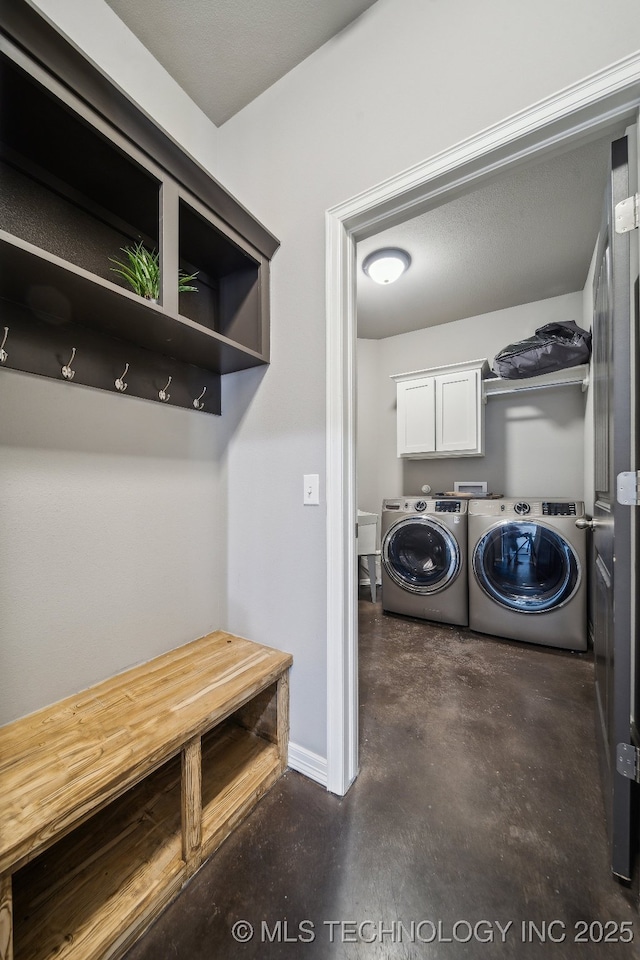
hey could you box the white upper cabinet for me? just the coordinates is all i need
[396,375,436,456]
[392,359,488,458]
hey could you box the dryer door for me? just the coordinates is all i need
[382,516,460,595]
[473,521,580,613]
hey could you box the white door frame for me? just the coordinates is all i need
[325,51,640,796]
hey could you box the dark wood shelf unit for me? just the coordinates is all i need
[0,0,278,411]
[1,233,267,375]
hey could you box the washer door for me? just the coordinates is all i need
[383,516,460,595]
[473,521,580,613]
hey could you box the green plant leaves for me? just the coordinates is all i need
[178,268,199,293]
[109,242,199,299]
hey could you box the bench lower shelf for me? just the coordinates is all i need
[13,722,281,960]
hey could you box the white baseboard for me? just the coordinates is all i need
[287,742,328,787]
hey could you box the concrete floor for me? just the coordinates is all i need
[125,594,639,959]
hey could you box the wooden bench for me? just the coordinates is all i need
[0,631,292,960]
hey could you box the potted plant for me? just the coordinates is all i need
[109,241,198,300]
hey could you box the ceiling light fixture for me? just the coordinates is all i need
[362,247,411,285]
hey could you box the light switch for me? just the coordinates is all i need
[303,474,320,505]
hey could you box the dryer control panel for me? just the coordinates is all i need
[468,499,584,518]
[543,502,577,516]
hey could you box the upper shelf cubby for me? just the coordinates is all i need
[0,52,161,284]
[179,199,264,356]
[0,0,279,403]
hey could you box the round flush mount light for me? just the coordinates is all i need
[362,247,411,284]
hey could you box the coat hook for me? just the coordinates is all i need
[159,375,172,402]
[0,327,8,364]
[193,386,207,410]
[115,362,129,392]
[62,347,76,380]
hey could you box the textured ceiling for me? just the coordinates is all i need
[357,136,615,339]
[103,0,380,125]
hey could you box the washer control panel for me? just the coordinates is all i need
[382,498,468,514]
[435,500,462,513]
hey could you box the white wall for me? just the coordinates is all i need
[0,374,233,723]
[5,0,639,757]
[358,292,588,514]
[356,339,380,514]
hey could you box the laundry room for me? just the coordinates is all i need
[353,118,639,893]
[355,128,628,639]
[355,138,613,531]
[354,136,615,679]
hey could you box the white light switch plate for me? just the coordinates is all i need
[303,474,320,505]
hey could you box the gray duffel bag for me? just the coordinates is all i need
[491,320,592,379]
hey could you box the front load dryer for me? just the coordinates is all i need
[381,498,468,626]
[468,498,587,650]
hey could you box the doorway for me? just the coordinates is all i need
[325,57,640,800]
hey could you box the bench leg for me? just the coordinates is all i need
[0,873,12,960]
[276,670,290,775]
[181,736,202,877]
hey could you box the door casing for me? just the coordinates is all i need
[325,53,640,796]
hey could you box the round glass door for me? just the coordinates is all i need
[383,517,460,595]
[473,521,580,613]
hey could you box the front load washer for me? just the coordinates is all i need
[381,498,468,626]
[468,498,587,650]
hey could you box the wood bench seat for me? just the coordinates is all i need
[0,631,292,960]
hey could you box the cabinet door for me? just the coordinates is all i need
[435,369,480,453]
[396,377,436,456]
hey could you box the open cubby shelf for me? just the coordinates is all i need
[0,3,278,411]
[1,632,292,960]
[178,200,263,354]
[13,756,184,960]
[200,722,281,856]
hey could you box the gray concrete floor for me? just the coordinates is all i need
[125,593,639,959]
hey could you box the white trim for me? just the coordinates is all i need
[288,742,328,787]
[330,51,640,236]
[325,52,640,796]
[391,358,488,383]
[325,207,359,796]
